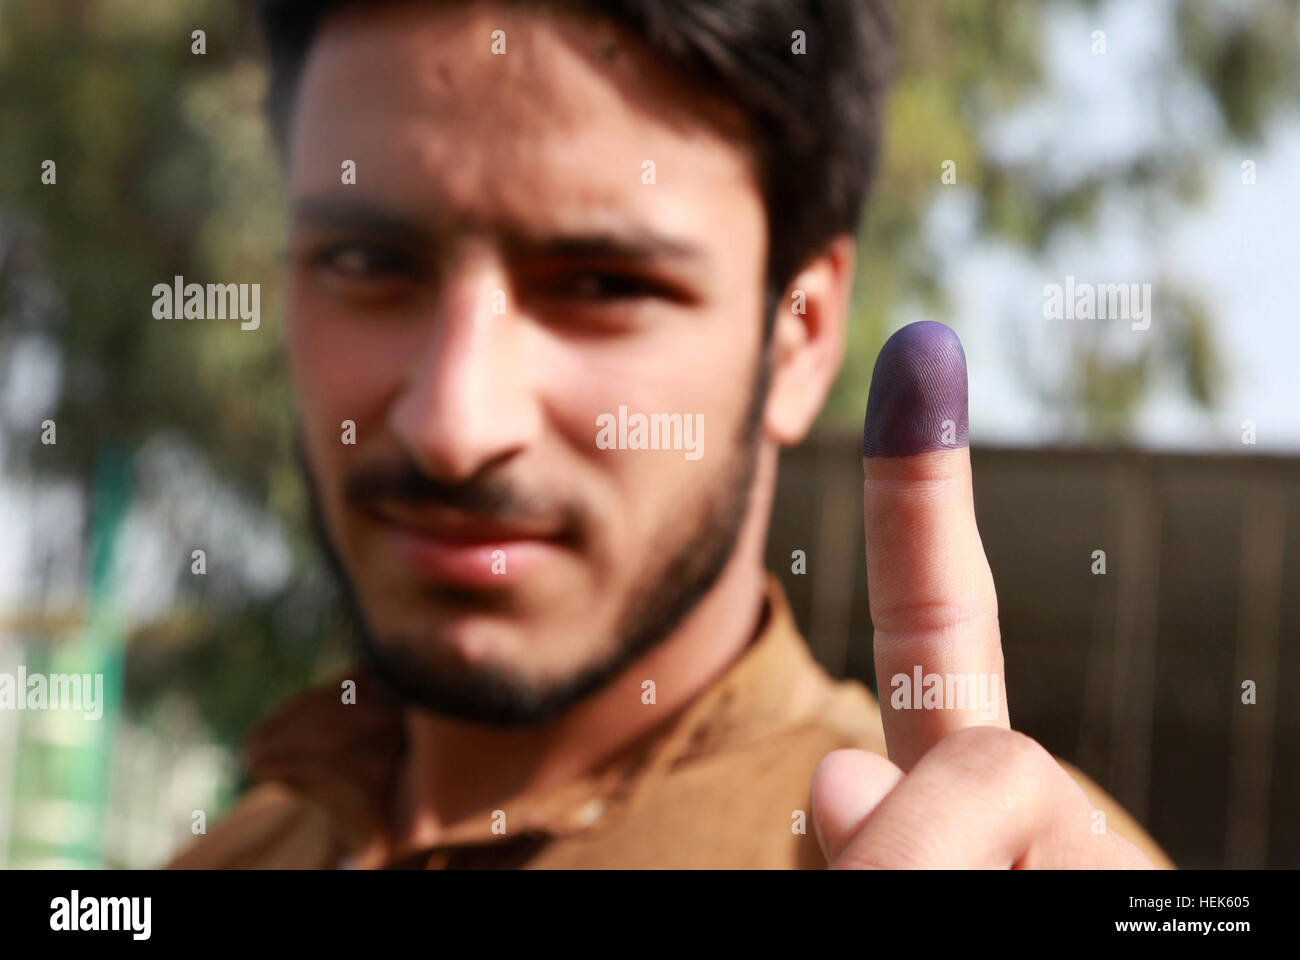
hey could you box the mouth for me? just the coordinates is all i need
[364,501,570,587]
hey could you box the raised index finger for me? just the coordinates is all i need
[861,321,1009,771]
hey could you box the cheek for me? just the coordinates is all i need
[287,282,407,449]
[538,306,760,542]
[286,289,420,532]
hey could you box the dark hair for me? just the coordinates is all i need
[257,0,895,333]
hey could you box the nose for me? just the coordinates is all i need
[387,248,539,483]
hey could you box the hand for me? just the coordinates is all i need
[809,321,1155,869]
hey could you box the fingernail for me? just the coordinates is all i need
[861,321,969,458]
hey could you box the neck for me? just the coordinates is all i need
[389,444,780,855]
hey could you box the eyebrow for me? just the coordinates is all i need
[290,195,711,266]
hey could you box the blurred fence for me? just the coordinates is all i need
[768,438,1300,869]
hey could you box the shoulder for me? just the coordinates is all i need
[165,781,346,869]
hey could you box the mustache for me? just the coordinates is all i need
[342,453,588,537]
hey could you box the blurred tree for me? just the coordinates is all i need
[823,0,1300,441]
[0,0,329,740]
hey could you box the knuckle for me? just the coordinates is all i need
[872,603,1000,650]
[946,726,1053,781]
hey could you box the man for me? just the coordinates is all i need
[169,0,1170,869]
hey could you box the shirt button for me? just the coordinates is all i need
[574,798,605,827]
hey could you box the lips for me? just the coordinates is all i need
[365,502,567,587]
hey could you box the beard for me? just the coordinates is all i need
[301,356,769,728]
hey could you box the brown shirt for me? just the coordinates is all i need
[167,575,1173,869]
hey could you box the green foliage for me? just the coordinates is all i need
[0,0,284,493]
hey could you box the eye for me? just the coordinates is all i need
[562,271,663,301]
[313,242,417,279]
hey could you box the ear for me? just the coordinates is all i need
[763,234,856,446]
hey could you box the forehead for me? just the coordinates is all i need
[287,1,763,246]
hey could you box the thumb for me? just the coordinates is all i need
[809,749,904,865]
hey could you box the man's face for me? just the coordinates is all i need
[284,1,769,723]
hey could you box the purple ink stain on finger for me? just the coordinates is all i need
[861,321,969,458]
